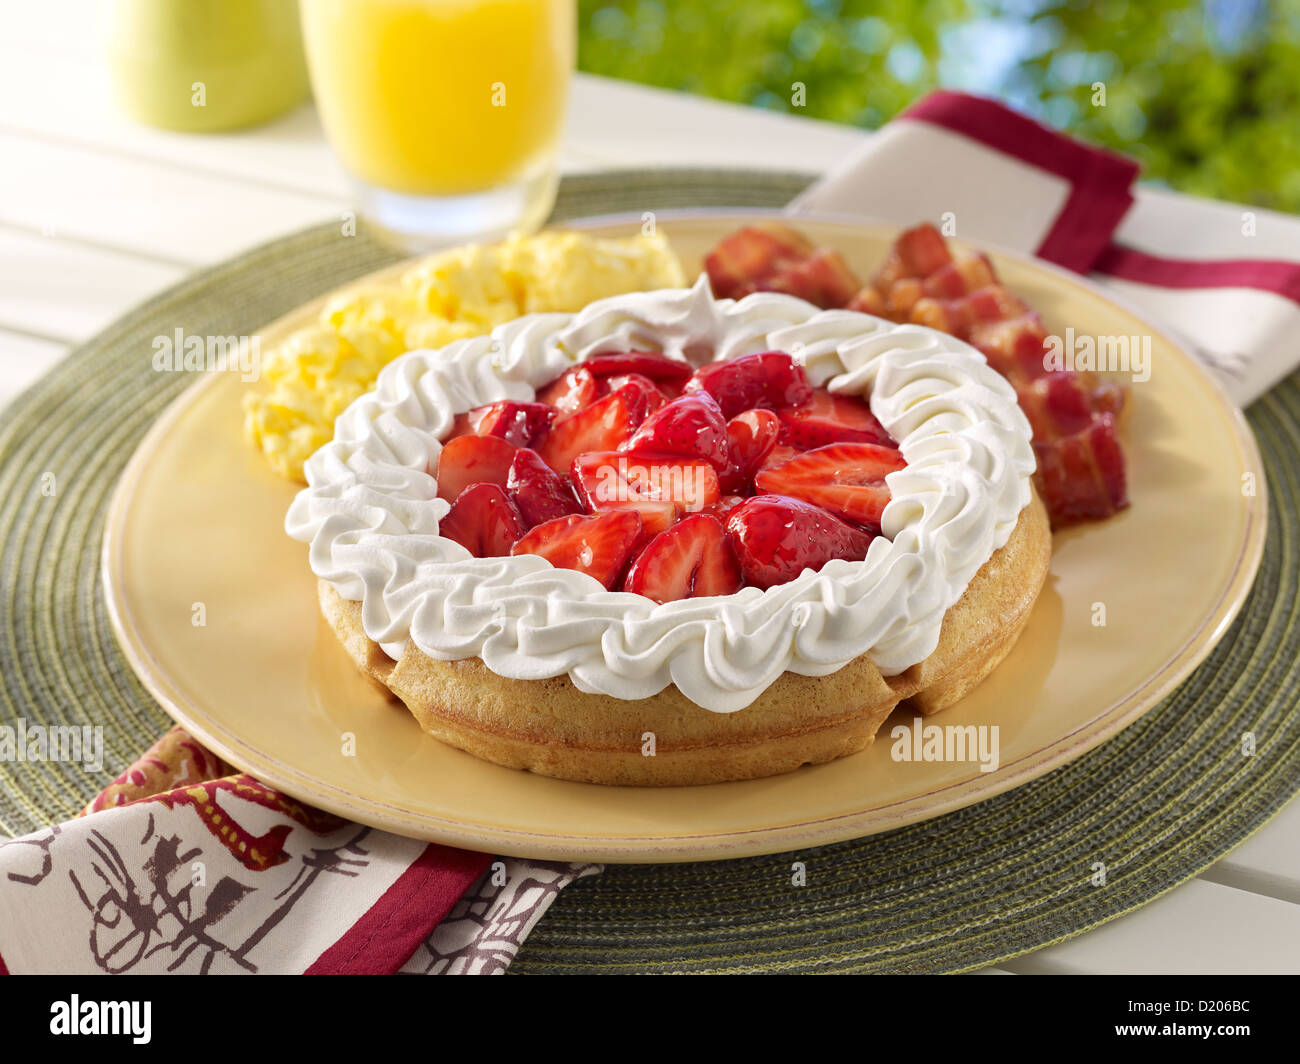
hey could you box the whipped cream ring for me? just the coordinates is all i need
[287,276,1036,712]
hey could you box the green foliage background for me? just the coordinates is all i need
[577,0,1300,213]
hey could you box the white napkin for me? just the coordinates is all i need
[789,90,1300,406]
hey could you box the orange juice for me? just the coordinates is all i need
[299,0,574,197]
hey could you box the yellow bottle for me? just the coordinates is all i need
[111,0,310,133]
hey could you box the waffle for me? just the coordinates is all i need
[319,490,1050,786]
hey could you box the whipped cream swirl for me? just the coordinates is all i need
[286,275,1035,712]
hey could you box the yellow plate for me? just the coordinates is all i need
[102,213,1267,862]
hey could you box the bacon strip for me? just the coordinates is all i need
[704,221,1130,526]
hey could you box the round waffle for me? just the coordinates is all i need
[319,489,1050,786]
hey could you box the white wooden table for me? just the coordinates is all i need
[3,1,1297,975]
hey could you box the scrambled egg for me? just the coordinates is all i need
[243,231,685,481]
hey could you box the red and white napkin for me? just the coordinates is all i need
[790,90,1300,406]
[0,728,597,974]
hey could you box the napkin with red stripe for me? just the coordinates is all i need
[0,728,598,974]
[791,90,1300,405]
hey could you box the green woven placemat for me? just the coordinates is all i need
[1,169,1297,974]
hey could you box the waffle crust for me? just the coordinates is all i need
[320,490,1051,786]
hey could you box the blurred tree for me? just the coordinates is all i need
[578,0,1300,212]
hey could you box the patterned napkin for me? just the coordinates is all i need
[791,90,1300,405]
[0,728,598,974]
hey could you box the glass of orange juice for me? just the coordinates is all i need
[299,0,575,249]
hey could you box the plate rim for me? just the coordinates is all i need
[101,210,1269,862]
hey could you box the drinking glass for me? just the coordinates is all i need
[299,0,575,249]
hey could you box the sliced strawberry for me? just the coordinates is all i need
[756,443,800,473]
[507,448,583,527]
[536,365,598,415]
[719,407,781,493]
[435,435,518,502]
[627,501,679,540]
[657,379,685,401]
[755,442,906,529]
[684,351,813,419]
[777,389,894,449]
[467,400,554,449]
[511,509,642,589]
[537,383,650,473]
[572,449,683,535]
[439,483,528,558]
[572,451,719,531]
[599,372,667,414]
[623,393,729,471]
[725,495,875,590]
[447,411,475,440]
[700,494,747,523]
[622,514,743,603]
[583,352,692,385]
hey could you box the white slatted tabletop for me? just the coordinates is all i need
[3,1,1296,974]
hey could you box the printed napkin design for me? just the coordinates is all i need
[0,728,595,975]
[404,858,600,975]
